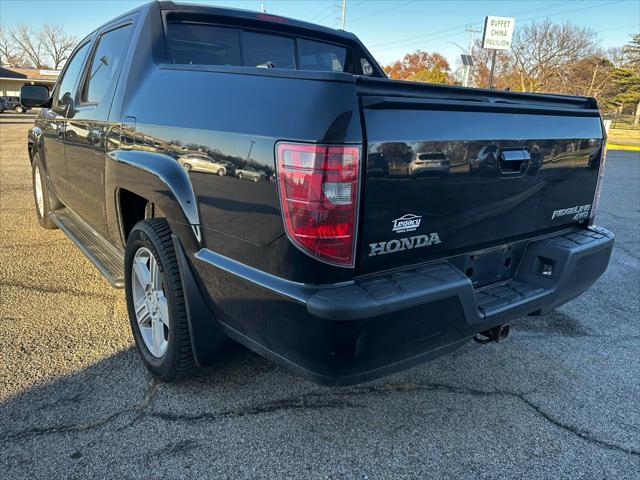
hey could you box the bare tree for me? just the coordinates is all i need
[509,20,599,93]
[10,25,48,68]
[0,25,23,66]
[559,56,616,103]
[469,41,511,89]
[39,24,77,69]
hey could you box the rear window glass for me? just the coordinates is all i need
[165,21,353,73]
[298,39,347,72]
[167,23,241,66]
[243,31,295,69]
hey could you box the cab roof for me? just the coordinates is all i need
[157,1,358,41]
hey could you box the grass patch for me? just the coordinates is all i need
[607,128,640,146]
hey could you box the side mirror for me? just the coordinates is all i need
[20,84,51,108]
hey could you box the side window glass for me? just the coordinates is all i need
[83,24,133,104]
[361,58,374,76]
[242,31,295,69]
[55,42,91,106]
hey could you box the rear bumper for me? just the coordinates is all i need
[193,226,613,386]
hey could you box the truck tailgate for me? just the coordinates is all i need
[356,77,604,272]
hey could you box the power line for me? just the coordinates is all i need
[596,23,640,33]
[316,6,338,24]
[367,1,573,49]
[348,1,415,24]
[309,3,334,22]
[369,0,575,49]
[516,0,625,25]
[372,0,625,52]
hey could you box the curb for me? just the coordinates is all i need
[606,143,640,152]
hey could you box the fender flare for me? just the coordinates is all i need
[106,149,202,247]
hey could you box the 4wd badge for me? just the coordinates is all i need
[392,214,422,233]
[551,204,591,221]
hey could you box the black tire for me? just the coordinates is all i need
[124,219,196,381]
[237,172,242,180]
[183,162,192,172]
[31,153,57,229]
[15,105,24,113]
[217,168,225,176]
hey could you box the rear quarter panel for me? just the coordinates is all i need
[118,65,363,283]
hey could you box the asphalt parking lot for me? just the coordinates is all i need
[1,111,639,479]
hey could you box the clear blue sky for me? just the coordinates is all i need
[1,0,638,66]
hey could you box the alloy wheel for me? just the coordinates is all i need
[131,247,170,357]
[34,165,44,218]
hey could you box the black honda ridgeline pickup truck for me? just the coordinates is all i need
[22,1,614,385]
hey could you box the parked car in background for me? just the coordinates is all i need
[409,152,450,177]
[1,96,29,113]
[178,153,228,175]
[22,1,613,386]
[235,166,264,182]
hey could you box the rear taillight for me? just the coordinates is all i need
[276,142,360,267]
[590,144,607,220]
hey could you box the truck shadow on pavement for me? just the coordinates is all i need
[2,317,639,480]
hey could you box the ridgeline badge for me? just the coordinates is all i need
[551,204,591,221]
[392,214,422,233]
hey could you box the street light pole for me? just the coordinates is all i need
[341,0,346,29]
[465,26,481,87]
[463,63,470,88]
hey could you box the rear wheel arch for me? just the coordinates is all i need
[108,154,225,374]
[117,188,166,243]
[107,150,202,252]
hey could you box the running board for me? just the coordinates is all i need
[49,209,125,288]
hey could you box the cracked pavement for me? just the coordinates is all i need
[1,113,639,479]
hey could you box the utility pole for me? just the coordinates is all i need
[488,50,497,89]
[464,25,481,88]
[246,140,255,163]
[340,0,347,30]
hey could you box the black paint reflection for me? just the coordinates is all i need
[109,124,280,246]
[359,137,602,272]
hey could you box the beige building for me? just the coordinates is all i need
[0,67,59,97]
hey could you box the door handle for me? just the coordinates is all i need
[498,148,530,176]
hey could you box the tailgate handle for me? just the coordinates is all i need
[498,148,530,176]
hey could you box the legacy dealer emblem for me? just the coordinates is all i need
[391,214,422,233]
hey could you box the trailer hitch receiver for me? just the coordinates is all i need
[474,324,510,344]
